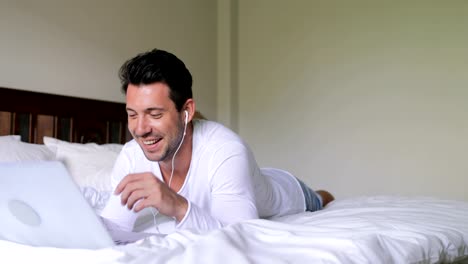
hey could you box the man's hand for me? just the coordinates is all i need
[114,172,188,222]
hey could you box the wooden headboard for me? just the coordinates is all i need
[0,87,130,144]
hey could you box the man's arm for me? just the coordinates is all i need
[177,141,259,230]
[103,141,259,232]
[100,149,139,231]
[114,172,188,222]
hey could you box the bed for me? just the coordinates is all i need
[1,87,467,264]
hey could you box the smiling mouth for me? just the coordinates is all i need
[142,138,162,146]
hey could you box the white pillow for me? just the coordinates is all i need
[43,137,122,192]
[0,135,21,141]
[0,137,54,162]
[80,187,111,215]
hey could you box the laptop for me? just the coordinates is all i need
[0,161,152,249]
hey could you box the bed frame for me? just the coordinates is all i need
[0,87,130,144]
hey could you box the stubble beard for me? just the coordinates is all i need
[141,120,185,163]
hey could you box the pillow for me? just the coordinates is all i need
[43,137,122,192]
[0,137,54,162]
[80,187,111,215]
[0,135,21,141]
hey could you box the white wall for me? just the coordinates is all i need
[0,0,217,119]
[2,0,467,201]
[237,1,468,201]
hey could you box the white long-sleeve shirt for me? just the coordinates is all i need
[100,120,305,234]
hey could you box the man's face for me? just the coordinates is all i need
[126,83,184,162]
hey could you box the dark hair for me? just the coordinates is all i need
[118,49,193,111]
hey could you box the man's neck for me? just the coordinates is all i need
[159,123,193,190]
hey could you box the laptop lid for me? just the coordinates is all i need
[0,161,115,249]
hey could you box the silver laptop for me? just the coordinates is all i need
[0,161,151,249]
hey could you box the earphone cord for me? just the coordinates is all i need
[151,117,188,233]
[150,207,160,234]
[168,119,188,188]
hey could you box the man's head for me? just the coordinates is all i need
[118,49,193,111]
[119,49,195,162]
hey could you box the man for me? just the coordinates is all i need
[100,49,333,234]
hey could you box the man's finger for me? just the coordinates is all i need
[119,180,147,205]
[114,173,145,195]
[133,198,150,213]
[126,190,147,210]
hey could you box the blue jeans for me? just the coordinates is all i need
[297,178,323,212]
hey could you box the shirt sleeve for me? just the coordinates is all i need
[176,141,259,231]
[100,148,139,231]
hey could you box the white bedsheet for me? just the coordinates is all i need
[1,196,467,264]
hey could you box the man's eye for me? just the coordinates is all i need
[151,113,162,119]
[127,114,137,119]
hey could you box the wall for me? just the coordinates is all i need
[237,1,468,200]
[2,0,467,201]
[0,0,217,119]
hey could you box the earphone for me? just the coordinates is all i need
[169,109,188,187]
[151,109,189,233]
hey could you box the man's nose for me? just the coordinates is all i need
[134,117,151,137]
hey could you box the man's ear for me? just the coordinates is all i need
[182,99,196,122]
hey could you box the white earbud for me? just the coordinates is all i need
[184,110,188,125]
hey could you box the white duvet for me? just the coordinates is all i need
[1,196,467,264]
